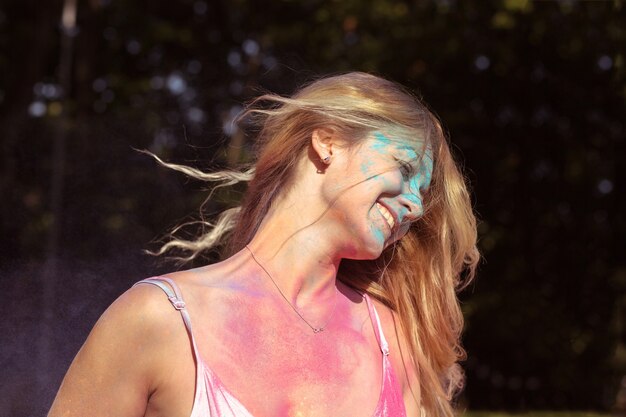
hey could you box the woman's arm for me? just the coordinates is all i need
[47,285,176,417]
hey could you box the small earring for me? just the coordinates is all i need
[322,155,331,164]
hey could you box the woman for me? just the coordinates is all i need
[48,72,479,417]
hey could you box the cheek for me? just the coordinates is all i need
[359,159,376,175]
[367,169,403,192]
[370,223,386,244]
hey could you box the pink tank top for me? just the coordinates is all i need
[135,277,408,417]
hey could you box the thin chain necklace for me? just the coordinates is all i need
[245,245,338,334]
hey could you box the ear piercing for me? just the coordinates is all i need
[317,155,331,173]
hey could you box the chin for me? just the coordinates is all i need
[340,238,386,261]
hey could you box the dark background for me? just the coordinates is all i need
[1,0,624,416]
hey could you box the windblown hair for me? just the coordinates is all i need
[153,72,479,417]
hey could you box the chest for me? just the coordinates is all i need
[197,296,385,416]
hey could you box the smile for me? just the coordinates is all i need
[375,202,396,231]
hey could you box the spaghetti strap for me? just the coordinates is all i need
[133,277,203,368]
[362,293,390,356]
[133,277,198,344]
[136,277,186,309]
[361,292,408,417]
[134,277,194,338]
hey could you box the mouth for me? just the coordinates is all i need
[375,202,396,232]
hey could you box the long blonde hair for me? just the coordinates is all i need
[152,72,479,417]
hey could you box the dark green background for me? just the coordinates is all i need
[1,0,624,415]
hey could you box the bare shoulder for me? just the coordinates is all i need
[48,281,192,417]
[108,280,187,336]
[92,281,190,351]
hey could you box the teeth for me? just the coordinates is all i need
[376,202,395,230]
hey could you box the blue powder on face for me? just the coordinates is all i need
[369,131,434,215]
[372,132,418,160]
[371,225,386,244]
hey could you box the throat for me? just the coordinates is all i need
[243,236,341,305]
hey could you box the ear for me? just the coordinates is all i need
[311,127,336,165]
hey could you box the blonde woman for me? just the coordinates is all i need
[49,72,479,417]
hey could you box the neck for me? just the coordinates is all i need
[242,156,352,309]
[245,215,341,308]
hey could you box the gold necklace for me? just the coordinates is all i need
[245,245,338,333]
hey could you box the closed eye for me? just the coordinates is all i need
[394,158,416,180]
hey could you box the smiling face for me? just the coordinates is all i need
[321,130,433,259]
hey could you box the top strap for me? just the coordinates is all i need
[134,277,207,413]
[133,277,201,356]
[363,293,390,356]
[136,277,186,310]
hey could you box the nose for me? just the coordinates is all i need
[398,191,424,222]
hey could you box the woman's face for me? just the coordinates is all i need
[322,131,433,259]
